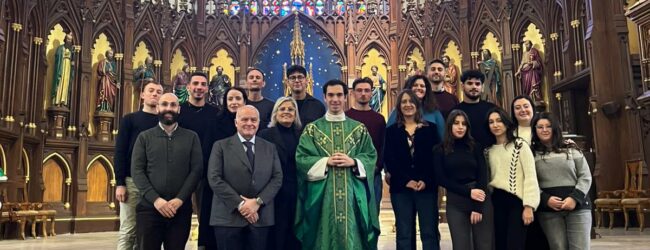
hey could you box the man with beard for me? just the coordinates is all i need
[287,65,325,126]
[345,77,386,208]
[428,59,459,119]
[453,70,497,149]
[131,93,203,249]
[246,68,275,129]
[176,71,221,250]
[114,81,163,250]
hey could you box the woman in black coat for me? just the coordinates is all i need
[258,96,302,250]
[384,90,441,250]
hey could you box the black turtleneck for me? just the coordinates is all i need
[278,124,299,154]
[215,109,237,142]
[178,102,221,172]
[433,140,487,213]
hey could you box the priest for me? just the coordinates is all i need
[295,79,380,250]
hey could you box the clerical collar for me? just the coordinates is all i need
[325,112,346,122]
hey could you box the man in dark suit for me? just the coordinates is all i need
[208,105,283,250]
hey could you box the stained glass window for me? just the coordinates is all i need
[218,0,389,16]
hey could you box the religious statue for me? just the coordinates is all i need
[477,49,502,106]
[134,56,154,90]
[368,65,386,113]
[208,66,231,109]
[442,55,460,95]
[96,50,119,112]
[173,64,190,104]
[515,40,544,102]
[51,33,76,108]
[408,61,423,77]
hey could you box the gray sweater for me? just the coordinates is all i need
[131,124,203,208]
[534,148,592,211]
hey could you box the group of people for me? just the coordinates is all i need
[113,58,592,250]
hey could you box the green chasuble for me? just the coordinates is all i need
[295,114,380,250]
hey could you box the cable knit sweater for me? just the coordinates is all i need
[487,138,540,209]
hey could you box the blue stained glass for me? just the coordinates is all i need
[229,1,240,15]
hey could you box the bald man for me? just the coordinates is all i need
[131,93,203,250]
[208,105,283,250]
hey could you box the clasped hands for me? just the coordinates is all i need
[239,195,260,224]
[547,196,577,211]
[327,153,355,168]
[153,198,183,218]
[405,180,426,192]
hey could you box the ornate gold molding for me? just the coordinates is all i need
[33,37,43,45]
[550,33,559,41]
[570,20,581,28]
[114,53,124,61]
[511,44,521,51]
[11,23,22,32]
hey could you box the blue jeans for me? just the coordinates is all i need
[391,192,440,250]
[538,209,591,250]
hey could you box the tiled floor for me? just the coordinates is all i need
[1,209,648,249]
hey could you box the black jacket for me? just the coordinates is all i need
[384,122,440,193]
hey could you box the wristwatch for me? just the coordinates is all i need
[255,197,264,206]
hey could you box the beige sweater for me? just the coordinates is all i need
[487,139,540,209]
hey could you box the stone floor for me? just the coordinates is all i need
[1,209,649,249]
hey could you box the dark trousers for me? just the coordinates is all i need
[197,179,218,249]
[136,203,192,250]
[270,187,300,250]
[525,216,550,250]
[446,191,494,250]
[492,189,527,250]
[391,191,440,250]
[214,225,270,250]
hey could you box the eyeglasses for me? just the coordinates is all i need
[288,75,305,81]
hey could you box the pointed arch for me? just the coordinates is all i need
[46,1,82,43]
[92,2,124,51]
[171,20,197,66]
[252,12,344,65]
[42,152,72,181]
[356,42,390,69]
[86,154,116,185]
[469,2,502,52]
[357,16,391,59]
[134,8,163,60]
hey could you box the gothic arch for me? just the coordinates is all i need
[252,13,344,65]
[92,2,123,51]
[399,43,425,65]
[46,1,81,43]
[204,45,239,70]
[204,16,239,64]
[171,20,197,66]
[469,2,502,52]
[357,43,390,69]
[42,152,73,203]
[134,8,163,60]
[86,154,115,184]
[42,152,72,181]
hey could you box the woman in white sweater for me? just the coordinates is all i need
[485,107,540,250]
[531,112,592,250]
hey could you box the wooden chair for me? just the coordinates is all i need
[620,160,649,231]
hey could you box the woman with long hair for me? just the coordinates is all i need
[387,75,445,138]
[531,112,592,250]
[384,90,441,250]
[433,109,492,250]
[485,107,540,250]
[214,87,248,140]
[258,97,303,250]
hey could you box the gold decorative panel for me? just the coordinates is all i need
[209,49,236,82]
[170,49,187,79]
[360,48,389,117]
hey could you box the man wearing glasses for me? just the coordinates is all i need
[286,65,325,126]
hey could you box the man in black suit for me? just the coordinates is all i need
[208,105,283,250]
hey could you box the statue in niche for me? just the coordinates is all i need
[368,65,386,113]
[515,40,544,102]
[134,56,154,90]
[208,66,231,109]
[173,64,190,104]
[477,49,502,106]
[51,33,76,108]
[96,49,119,112]
[407,60,423,78]
[442,55,460,95]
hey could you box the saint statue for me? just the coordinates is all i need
[96,49,119,112]
[477,49,502,106]
[51,33,76,108]
[208,66,231,109]
[134,56,154,90]
[442,55,460,95]
[408,61,423,78]
[173,64,190,104]
[368,65,386,113]
[515,40,544,102]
